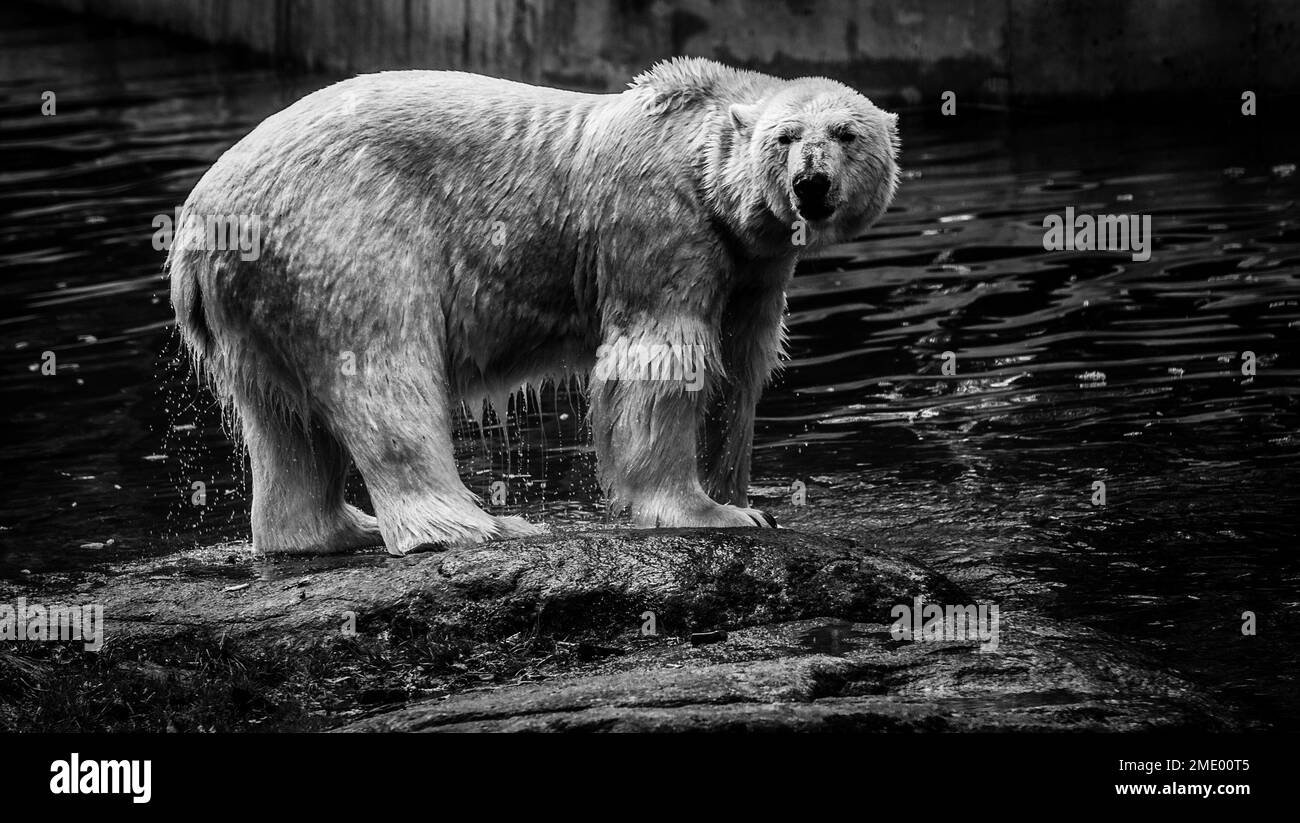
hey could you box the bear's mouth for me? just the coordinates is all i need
[796,201,837,222]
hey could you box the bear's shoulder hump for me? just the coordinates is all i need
[628,57,773,116]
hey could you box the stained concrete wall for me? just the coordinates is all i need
[22,0,1300,103]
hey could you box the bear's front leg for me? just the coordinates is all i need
[589,322,773,528]
[701,283,790,508]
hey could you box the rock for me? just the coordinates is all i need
[339,615,1240,733]
[0,528,1245,732]
[71,528,962,645]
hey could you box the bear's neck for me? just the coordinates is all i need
[697,112,797,262]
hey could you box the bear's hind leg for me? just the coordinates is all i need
[242,405,382,555]
[323,349,542,556]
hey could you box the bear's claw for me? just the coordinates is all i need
[639,501,776,529]
[382,515,546,556]
[492,515,547,540]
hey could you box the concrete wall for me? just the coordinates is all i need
[24,0,1300,104]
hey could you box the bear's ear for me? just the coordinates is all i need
[883,110,901,154]
[729,103,759,138]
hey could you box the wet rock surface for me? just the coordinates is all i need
[342,613,1237,732]
[26,529,962,643]
[0,529,1243,732]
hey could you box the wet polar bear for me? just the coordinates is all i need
[169,57,900,556]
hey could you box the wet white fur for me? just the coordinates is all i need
[168,57,900,555]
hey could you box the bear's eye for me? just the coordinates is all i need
[835,129,857,144]
[777,133,795,146]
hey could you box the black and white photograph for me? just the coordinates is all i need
[0,0,1293,803]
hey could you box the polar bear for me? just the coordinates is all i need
[168,57,899,556]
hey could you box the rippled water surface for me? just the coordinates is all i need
[2,6,1297,727]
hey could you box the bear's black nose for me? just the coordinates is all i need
[793,172,835,220]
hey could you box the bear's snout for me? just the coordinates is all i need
[792,171,836,221]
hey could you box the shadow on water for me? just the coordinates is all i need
[0,5,1297,727]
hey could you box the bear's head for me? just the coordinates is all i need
[730,79,899,247]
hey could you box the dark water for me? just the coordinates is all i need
[1,7,1297,727]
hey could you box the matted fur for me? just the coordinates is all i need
[168,57,900,556]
